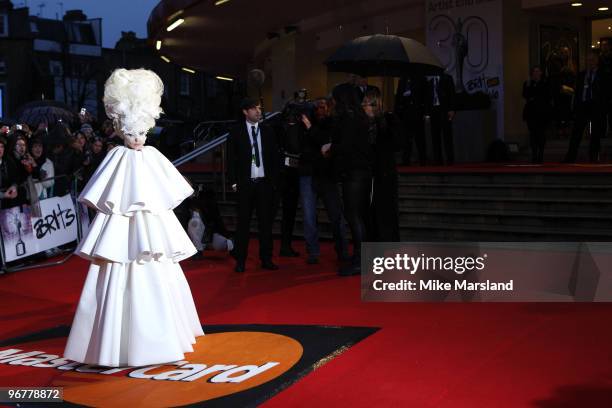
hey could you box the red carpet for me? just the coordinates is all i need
[1,241,612,407]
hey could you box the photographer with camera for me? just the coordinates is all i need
[277,89,311,258]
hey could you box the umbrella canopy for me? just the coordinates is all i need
[16,100,76,128]
[325,34,444,77]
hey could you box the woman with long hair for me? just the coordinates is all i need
[29,135,55,199]
[362,92,401,242]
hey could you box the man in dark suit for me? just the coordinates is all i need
[350,74,380,102]
[395,75,427,166]
[424,73,456,165]
[564,52,612,163]
[227,98,281,272]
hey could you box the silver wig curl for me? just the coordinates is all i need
[103,68,164,137]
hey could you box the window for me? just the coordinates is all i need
[0,59,6,75]
[0,13,8,37]
[68,22,96,45]
[180,72,191,96]
[0,84,5,118]
[49,60,63,76]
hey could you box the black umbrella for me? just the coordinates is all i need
[325,34,443,77]
[16,100,76,128]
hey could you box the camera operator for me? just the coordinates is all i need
[277,89,312,258]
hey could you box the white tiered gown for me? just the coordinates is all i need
[64,145,204,367]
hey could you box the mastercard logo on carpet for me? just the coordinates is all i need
[0,324,377,407]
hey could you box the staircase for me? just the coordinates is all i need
[185,169,612,242]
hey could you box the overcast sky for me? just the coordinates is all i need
[16,0,161,48]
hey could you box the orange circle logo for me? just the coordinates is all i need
[52,332,303,407]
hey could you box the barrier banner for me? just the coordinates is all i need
[0,195,78,262]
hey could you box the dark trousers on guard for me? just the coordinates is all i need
[402,115,427,166]
[430,107,454,165]
[565,103,608,163]
[527,119,548,164]
[234,178,274,263]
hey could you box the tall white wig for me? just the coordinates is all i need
[103,68,164,137]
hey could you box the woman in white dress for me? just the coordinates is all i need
[64,68,204,367]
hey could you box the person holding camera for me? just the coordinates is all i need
[29,136,55,199]
[277,93,307,258]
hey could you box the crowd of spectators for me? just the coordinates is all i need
[0,116,123,210]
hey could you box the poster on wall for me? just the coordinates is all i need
[426,0,504,139]
[0,194,78,262]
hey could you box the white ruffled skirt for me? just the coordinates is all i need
[64,259,203,367]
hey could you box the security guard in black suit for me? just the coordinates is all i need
[227,98,281,272]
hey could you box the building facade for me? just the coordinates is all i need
[148,0,612,160]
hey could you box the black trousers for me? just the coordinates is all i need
[342,169,372,265]
[402,114,427,166]
[430,107,454,165]
[279,167,300,249]
[565,103,608,163]
[234,178,275,263]
[526,119,548,163]
[371,172,400,242]
[314,177,349,258]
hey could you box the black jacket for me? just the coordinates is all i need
[522,79,553,122]
[371,113,403,178]
[573,68,612,113]
[330,112,373,176]
[424,74,456,113]
[395,76,426,120]
[309,117,335,179]
[227,122,280,187]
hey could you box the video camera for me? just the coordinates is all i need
[283,88,314,125]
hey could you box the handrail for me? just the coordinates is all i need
[172,111,281,168]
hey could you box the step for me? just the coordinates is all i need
[396,182,612,198]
